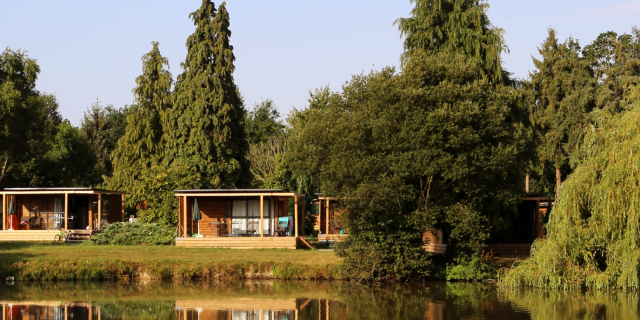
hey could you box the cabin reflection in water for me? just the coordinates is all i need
[176,300,296,320]
[0,302,105,320]
[0,299,353,320]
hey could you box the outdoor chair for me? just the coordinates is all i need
[28,216,43,230]
[329,219,341,234]
[275,217,289,236]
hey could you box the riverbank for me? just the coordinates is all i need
[0,242,342,281]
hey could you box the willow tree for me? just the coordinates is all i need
[502,91,640,289]
[109,42,172,191]
[395,0,509,83]
[165,0,249,188]
[526,29,595,196]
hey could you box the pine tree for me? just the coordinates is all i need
[165,0,249,188]
[395,0,509,83]
[527,29,596,196]
[108,42,172,190]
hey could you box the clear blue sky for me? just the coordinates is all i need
[2,0,639,126]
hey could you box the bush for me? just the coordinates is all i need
[89,222,175,246]
[446,253,494,281]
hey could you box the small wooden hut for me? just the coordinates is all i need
[0,188,125,241]
[315,195,347,242]
[174,189,305,249]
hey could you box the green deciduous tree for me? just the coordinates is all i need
[0,48,63,187]
[165,0,249,188]
[526,29,596,196]
[583,29,640,113]
[109,42,172,191]
[288,51,530,281]
[81,99,130,175]
[395,0,509,83]
[41,120,103,186]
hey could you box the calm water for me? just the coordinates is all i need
[0,281,637,320]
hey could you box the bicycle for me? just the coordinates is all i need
[54,229,68,242]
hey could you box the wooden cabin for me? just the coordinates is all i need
[315,195,347,242]
[0,188,125,242]
[174,189,306,249]
[425,195,555,257]
[484,195,555,258]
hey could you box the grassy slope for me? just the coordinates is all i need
[0,242,342,281]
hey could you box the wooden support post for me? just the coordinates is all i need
[64,193,69,230]
[64,305,68,320]
[121,194,125,222]
[326,299,329,320]
[97,193,102,230]
[3,301,6,320]
[88,194,93,230]
[326,199,330,236]
[183,196,188,237]
[294,195,299,237]
[88,305,93,320]
[2,193,6,231]
[260,195,264,237]
[535,200,540,239]
[98,307,101,320]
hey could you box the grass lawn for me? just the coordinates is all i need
[0,242,340,264]
[0,242,342,281]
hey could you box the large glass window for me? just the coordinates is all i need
[229,198,273,236]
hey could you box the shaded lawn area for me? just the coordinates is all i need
[0,242,341,266]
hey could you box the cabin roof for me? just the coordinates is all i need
[173,189,303,197]
[1,187,124,195]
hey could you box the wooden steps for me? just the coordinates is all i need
[299,237,313,250]
[175,236,299,249]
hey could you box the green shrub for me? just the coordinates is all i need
[446,253,494,281]
[89,222,175,246]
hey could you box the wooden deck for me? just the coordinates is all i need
[318,234,347,242]
[0,230,98,242]
[175,236,299,249]
[424,243,447,254]
[485,244,532,258]
[0,230,59,241]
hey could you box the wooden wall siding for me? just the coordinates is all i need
[107,195,123,223]
[423,230,444,245]
[186,198,229,237]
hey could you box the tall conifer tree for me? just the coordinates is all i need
[109,42,172,189]
[395,0,509,83]
[165,0,248,188]
[527,29,595,196]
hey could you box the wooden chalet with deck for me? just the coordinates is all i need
[174,189,311,249]
[0,188,125,242]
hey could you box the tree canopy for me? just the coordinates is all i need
[287,51,531,281]
[109,42,172,192]
[396,0,509,83]
[526,29,596,196]
[165,0,249,189]
[502,89,640,290]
